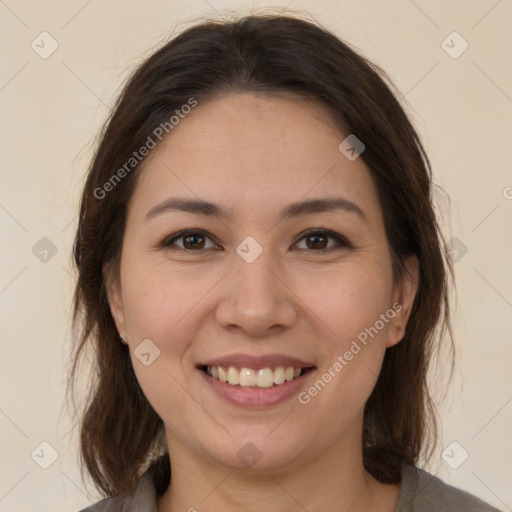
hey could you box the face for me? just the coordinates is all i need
[106,92,418,474]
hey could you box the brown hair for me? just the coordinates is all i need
[68,12,453,497]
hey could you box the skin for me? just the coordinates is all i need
[106,91,419,512]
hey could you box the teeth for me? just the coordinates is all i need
[227,366,240,385]
[205,365,305,388]
[256,368,274,388]
[273,366,285,384]
[218,366,228,383]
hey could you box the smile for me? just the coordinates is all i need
[202,365,308,388]
[197,353,316,408]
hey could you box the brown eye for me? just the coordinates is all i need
[182,233,205,249]
[305,233,329,249]
[161,230,219,251]
[294,229,350,251]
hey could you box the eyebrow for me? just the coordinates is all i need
[144,196,366,222]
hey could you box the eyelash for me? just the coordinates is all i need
[159,228,351,253]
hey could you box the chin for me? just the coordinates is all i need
[194,427,314,473]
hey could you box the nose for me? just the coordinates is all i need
[214,250,298,338]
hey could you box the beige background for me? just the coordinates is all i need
[1,1,511,511]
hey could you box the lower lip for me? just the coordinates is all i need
[198,368,315,408]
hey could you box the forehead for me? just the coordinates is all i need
[128,92,381,223]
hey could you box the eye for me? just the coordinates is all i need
[160,230,220,251]
[293,229,350,251]
[159,228,350,253]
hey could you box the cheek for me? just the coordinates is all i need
[295,258,393,341]
[296,259,393,398]
[119,262,200,423]
[120,259,210,340]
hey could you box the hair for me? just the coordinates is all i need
[68,12,454,498]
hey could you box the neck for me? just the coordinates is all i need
[157,418,401,512]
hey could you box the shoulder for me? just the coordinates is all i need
[75,473,158,512]
[396,463,502,512]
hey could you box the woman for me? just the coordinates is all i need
[69,13,500,512]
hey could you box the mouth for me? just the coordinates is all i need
[196,353,316,408]
[198,364,315,388]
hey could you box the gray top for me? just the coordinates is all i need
[78,463,502,511]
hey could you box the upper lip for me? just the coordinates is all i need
[198,353,315,369]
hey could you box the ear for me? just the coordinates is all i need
[386,255,419,348]
[103,262,127,337]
